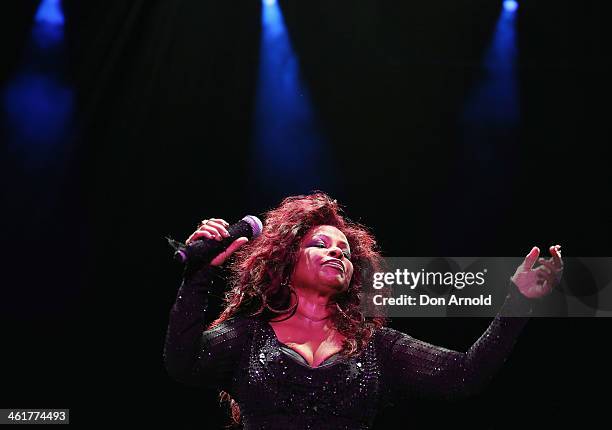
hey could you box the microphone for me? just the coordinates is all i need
[167,215,263,266]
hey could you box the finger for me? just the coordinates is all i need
[537,271,556,289]
[195,225,223,241]
[536,266,553,279]
[210,251,229,266]
[209,218,230,228]
[523,246,540,271]
[550,245,563,268]
[225,237,249,255]
[204,220,230,238]
[535,266,552,278]
[197,223,225,240]
[538,258,557,275]
[541,276,555,292]
[186,229,215,243]
[211,237,249,266]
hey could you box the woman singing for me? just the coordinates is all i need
[163,192,563,429]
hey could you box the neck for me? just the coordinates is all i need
[286,285,335,326]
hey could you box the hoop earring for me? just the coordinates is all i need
[335,302,351,320]
[264,281,298,315]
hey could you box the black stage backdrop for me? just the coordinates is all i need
[2,1,611,428]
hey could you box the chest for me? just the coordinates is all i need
[269,322,346,368]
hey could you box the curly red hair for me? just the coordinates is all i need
[209,191,387,427]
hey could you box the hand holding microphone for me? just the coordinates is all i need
[170,215,263,267]
[186,218,247,266]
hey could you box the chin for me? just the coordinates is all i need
[318,278,345,292]
[330,280,350,292]
[317,272,350,292]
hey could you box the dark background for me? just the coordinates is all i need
[2,0,610,428]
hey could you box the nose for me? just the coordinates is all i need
[328,247,343,259]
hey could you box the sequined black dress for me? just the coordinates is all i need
[163,265,533,430]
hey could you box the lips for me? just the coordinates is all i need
[322,260,345,273]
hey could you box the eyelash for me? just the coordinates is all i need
[314,241,351,259]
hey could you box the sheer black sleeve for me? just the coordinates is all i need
[377,280,533,403]
[163,264,253,391]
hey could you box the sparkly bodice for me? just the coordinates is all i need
[229,318,379,429]
[164,265,533,430]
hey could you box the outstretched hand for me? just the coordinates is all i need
[511,245,563,299]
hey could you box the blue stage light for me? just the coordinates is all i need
[463,0,519,127]
[503,0,518,13]
[252,0,331,199]
[4,74,73,146]
[32,0,65,49]
[2,0,72,170]
[35,0,65,25]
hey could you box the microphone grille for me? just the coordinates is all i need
[241,215,263,237]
